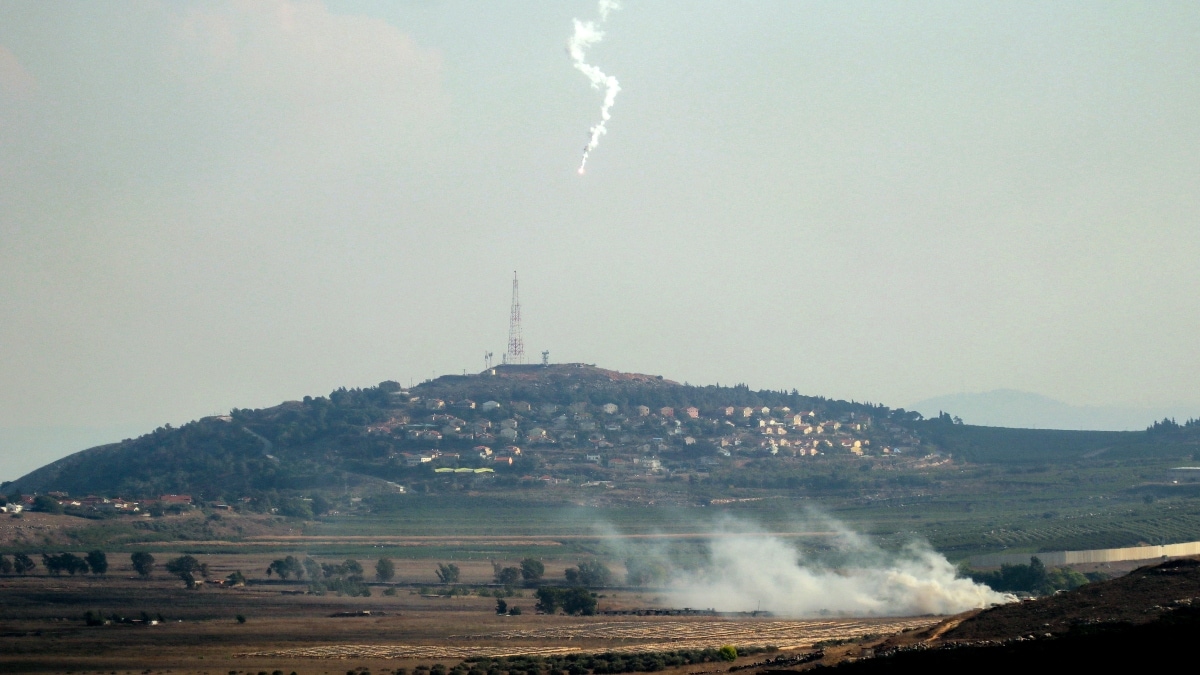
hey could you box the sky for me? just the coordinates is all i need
[2,1,1199,481]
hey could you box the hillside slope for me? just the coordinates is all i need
[7,364,1198,502]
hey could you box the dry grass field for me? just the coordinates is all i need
[0,560,941,675]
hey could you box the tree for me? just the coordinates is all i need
[519,557,545,583]
[85,550,108,575]
[31,495,63,514]
[493,562,521,586]
[13,553,36,574]
[625,558,668,587]
[341,559,364,580]
[0,554,11,574]
[376,557,395,582]
[564,560,612,587]
[267,555,305,580]
[131,552,155,578]
[310,493,333,516]
[435,562,460,584]
[302,556,321,580]
[719,646,738,662]
[534,587,597,616]
[43,552,89,576]
[165,555,208,589]
[496,598,508,615]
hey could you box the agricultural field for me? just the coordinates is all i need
[0,566,937,674]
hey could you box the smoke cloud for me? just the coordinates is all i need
[568,0,622,174]
[608,515,1013,617]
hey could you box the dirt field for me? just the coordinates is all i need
[0,565,941,674]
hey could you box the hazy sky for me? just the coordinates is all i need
[2,1,1198,480]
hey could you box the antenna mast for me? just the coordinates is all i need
[506,271,525,364]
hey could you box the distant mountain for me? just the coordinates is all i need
[910,389,1198,431]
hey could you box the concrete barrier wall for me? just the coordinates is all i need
[969,540,1200,568]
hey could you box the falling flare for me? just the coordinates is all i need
[569,1,622,174]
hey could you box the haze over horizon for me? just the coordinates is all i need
[2,1,1198,480]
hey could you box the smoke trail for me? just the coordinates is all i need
[603,515,1014,617]
[569,0,622,174]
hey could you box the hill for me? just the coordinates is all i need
[5,364,1199,518]
[795,557,1200,673]
[910,388,1200,431]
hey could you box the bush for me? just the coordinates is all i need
[718,646,737,662]
[236,614,246,624]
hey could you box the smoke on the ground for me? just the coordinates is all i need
[603,514,1013,617]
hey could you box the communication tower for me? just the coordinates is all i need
[542,350,549,366]
[484,351,494,370]
[506,271,525,364]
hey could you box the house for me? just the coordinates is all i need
[425,398,445,411]
[540,403,559,415]
[579,421,597,431]
[499,419,519,430]
[474,445,493,457]
[602,403,619,415]
[685,406,700,419]
[0,504,23,513]
[511,401,532,413]
[493,456,513,466]
[636,405,650,417]
[504,445,522,455]
[453,399,476,410]
[789,413,805,427]
[159,494,193,505]
[684,436,696,445]
[740,407,754,418]
[585,454,602,463]
[759,407,771,416]
[481,400,501,412]
[720,406,735,417]
[526,427,549,441]
[569,402,589,413]
[659,407,675,417]
[498,428,519,441]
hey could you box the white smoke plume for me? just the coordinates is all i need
[569,0,622,174]
[606,515,1013,617]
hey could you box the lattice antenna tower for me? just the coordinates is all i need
[506,271,525,364]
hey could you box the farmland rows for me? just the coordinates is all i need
[238,618,939,661]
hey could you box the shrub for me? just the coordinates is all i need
[718,646,737,662]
